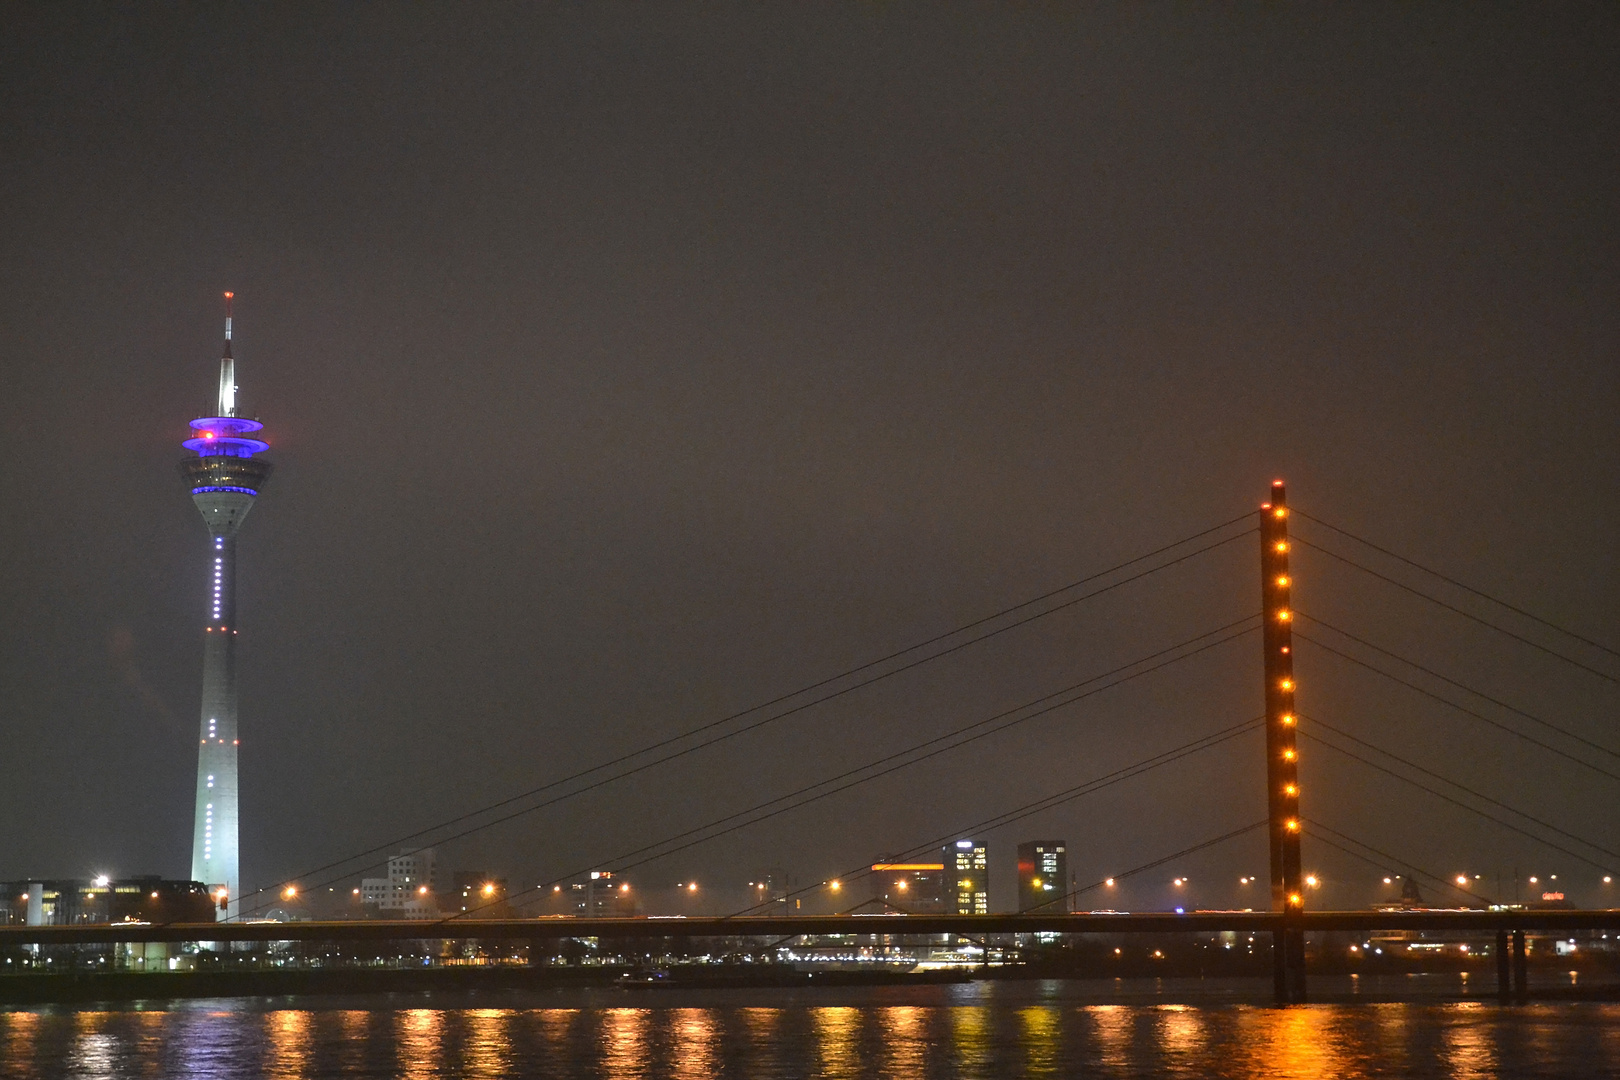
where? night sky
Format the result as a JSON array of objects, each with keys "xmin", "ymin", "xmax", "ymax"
[{"xmin": 1, "ymin": 5, "xmax": 1615, "ymax": 914}]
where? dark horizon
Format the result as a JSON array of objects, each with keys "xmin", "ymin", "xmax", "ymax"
[{"xmin": 1, "ymin": 5, "xmax": 1615, "ymax": 916}]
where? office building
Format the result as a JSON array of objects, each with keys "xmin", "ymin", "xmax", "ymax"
[
  {"xmin": 947, "ymin": 839, "xmax": 989, "ymax": 914},
  {"xmin": 1017, "ymin": 840, "xmax": 1068, "ymax": 912},
  {"xmin": 568, "ymin": 871, "xmax": 637, "ymax": 917},
  {"xmin": 871, "ymin": 862, "xmax": 948, "ymax": 914}
]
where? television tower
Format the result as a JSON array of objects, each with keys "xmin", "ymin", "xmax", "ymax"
[{"xmin": 180, "ymin": 293, "xmax": 272, "ymax": 919}]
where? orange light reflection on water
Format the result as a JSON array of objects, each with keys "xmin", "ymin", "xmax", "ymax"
[
  {"xmin": 880, "ymin": 1006, "xmax": 928, "ymax": 1080},
  {"xmin": 669, "ymin": 1008, "xmax": 717, "ymax": 1080},
  {"xmin": 395, "ymin": 1010, "xmax": 442, "ymax": 1080},
  {"xmin": 1156, "ymin": 1002, "xmax": 1206, "ymax": 1065},
  {"xmin": 462, "ymin": 1008, "xmax": 511, "ymax": 1080},
  {"xmin": 264, "ymin": 1010, "xmax": 311, "ymax": 1080},
  {"xmin": 601, "ymin": 1008, "xmax": 648, "ymax": 1078},
  {"xmin": 2, "ymin": 1012, "xmax": 41, "ymax": 1077},
  {"xmin": 1087, "ymin": 1004, "xmax": 1132, "ymax": 1070},
  {"xmin": 1440, "ymin": 1003, "xmax": 1496, "ymax": 1080},
  {"xmin": 813, "ymin": 1006, "xmax": 862, "ymax": 1078}
]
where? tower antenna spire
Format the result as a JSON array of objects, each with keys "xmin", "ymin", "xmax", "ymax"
[{"xmin": 218, "ymin": 291, "xmax": 237, "ymax": 417}]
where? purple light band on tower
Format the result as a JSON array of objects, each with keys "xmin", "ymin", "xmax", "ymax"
[
  {"xmin": 183, "ymin": 435, "xmax": 270, "ymax": 457},
  {"xmin": 185, "ymin": 417, "xmax": 269, "ymax": 458},
  {"xmin": 189, "ymin": 416, "xmax": 264, "ymax": 435},
  {"xmin": 191, "ymin": 485, "xmax": 261, "ymax": 496}
]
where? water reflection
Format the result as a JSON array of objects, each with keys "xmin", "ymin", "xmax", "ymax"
[
  {"xmin": 1440, "ymin": 1003, "xmax": 1496, "ymax": 1079},
  {"xmin": 1155, "ymin": 1002, "xmax": 1206, "ymax": 1065},
  {"xmin": 949, "ymin": 1007, "xmax": 991, "ymax": 1077},
  {"xmin": 1018, "ymin": 1005, "xmax": 1060, "ymax": 1077},
  {"xmin": 742, "ymin": 1008, "xmax": 785, "ymax": 1076},
  {"xmin": 264, "ymin": 1009, "xmax": 312, "ymax": 1080},
  {"xmin": 132, "ymin": 1010, "xmax": 167, "ymax": 1080},
  {"xmin": 8, "ymin": 987, "xmax": 1620, "ymax": 1079},
  {"xmin": 333, "ymin": 1010, "xmax": 373, "ymax": 1075},
  {"xmin": 1248, "ymin": 1005, "xmax": 1337, "ymax": 1080},
  {"xmin": 1087, "ymin": 1004, "xmax": 1133, "ymax": 1071},
  {"xmin": 2, "ymin": 1011, "xmax": 41, "ymax": 1077},
  {"xmin": 601, "ymin": 1008, "xmax": 649, "ymax": 1078},
  {"xmin": 880, "ymin": 1006, "xmax": 928, "ymax": 1080},
  {"xmin": 395, "ymin": 1009, "xmax": 443, "ymax": 1080},
  {"xmin": 461, "ymin": 1008, "xmax": 511, "ymax": 1079},
  {"xmin": 668, "ymin": 1008, "xmax": 717, "ymax": 1080},
  {"xmin": 813, "ymin": 1006, "xmax": 862, "ymax": 1079},
  {"xmin": 66, "ymin": 1013, "xmax": 117, "ymax": 1080}
]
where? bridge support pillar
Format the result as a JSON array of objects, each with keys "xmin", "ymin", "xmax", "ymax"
[
  {"xmin": 1512, "ymin": 929, "xmax": 1528, "ymax": 1002},
  {"xmin": 1261, "ymin": 480, "xmax": 1306, "ymax": 1004},
  {"xmin": 1496, "ymin": 930, "xmax": 1511, "ymax": 1002}
]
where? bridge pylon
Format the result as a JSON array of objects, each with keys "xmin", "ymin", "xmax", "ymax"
[{"xmin": 1261, "ymin": 479, "xmax": 1307, "ymax": 1003}]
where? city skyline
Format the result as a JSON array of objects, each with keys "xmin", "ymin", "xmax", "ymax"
[{"xmin": 0, "ymin": 5, "xmax": 1614, "ymax": 919}]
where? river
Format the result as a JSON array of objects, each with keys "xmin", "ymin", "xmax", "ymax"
[{"xmin": 3, "ymin": 978, "xmax": 1618, "ymax": 1078}]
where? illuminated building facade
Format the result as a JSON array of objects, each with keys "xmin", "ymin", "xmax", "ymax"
[
  {"xmin": 359, "ymin": 848, "xmax": 441, "ymax": 919},
  {"xmin": 947, "ymin": 839, "xmax": 989, "ymax": 914},
  {"xmin": 1016, "ymin": 840, "xmax": 1067, "ymax": 912},
  {"xmin": 569, "ymin": 871, "xmax": 637, "ymax": 917},
  {"xmin": 2, "ymin": 878, "xmax": 215, "ymax": 926},
  {"xmin": 871, "ymin": 862, "xmax": 947, "ymax": 913},
  {"xmin": 181, "ymin": 294, "xmax": 272, "ymax": 920}
]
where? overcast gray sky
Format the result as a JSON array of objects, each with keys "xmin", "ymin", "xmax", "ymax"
[{"xmin": 1, "ymin": 4, "xmax": 1615, "ymax": 913}]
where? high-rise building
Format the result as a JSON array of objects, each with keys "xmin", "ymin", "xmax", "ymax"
[
  {"xmin": 870, "ymin": 862, "xmax": 948, "ymax": 913},
  {"xmin": 946, "ymin": 839, "xmax": 989, "ymax": 914},
  {"xmin": 1016, "ymin": 840, "xmax": 1068, "ymax": 912},
  {"xmin": 181, "ymin": 294, "xmax": 272, "ymax": 920},
  {"xmin": 568, "ymin": 871, "xmax": 637, "ymax": 917}
]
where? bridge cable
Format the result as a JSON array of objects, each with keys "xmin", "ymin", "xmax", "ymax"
[
  {"xmin": 1300, "ymin": 713, "xmax": 1620, "ymax": 864},
  {"xmin": 1293, "ymin": 631, "xmax": 1620, "ymax": 785},
  {"xmin": 1293, "ymin": 537, "xmax": 1617, "ymax": 683},
  {"xmin": 726, "ymin": 716, "xmax": 1266, "ymax": 919},
  {"xmin": 233, "ymin": 514, "xmax": 1256, "ymax": 916},
  {"xmin": 1295, "ymin": 613, "xmax": 1620, "ymax": 761},
  {"xmin": 1301, "ymin": 820, "xmax": 1495, "ymax": 906},
  {"xmin": 459, "ymin": 629, "xmax": 1260, "ymax": 923},
  {"xmin": 1293, "ymin": 509, "xmax": 1620, "ymax": 662},
  {"xmin": 1057, "ymin": 821, "xmax": 1269, "ymax": 912},
  {"xmin": 1298, "ymin": 729, "xmax": 1617, "ymax": 873}
]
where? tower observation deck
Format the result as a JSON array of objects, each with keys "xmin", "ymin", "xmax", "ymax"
[{"xmin": 180, "ymin": 293, "xmax": 271, "ymax": 920}]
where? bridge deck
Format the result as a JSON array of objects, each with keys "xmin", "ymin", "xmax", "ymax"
[{"xmin": 5, "ymin": 910, "xmax": 1619, "ymax": 945}]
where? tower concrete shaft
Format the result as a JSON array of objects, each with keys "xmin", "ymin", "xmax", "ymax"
[{"xmin": 181, "ymin": 297, "xmax": 271, "ymax": 921}]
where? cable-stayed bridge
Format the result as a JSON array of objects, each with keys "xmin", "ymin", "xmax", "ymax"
[{"xmin": 8, "ymin": 481, "xmax": 1618, "ymax": 1005}]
